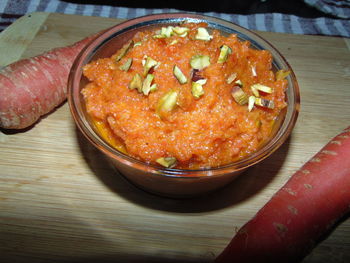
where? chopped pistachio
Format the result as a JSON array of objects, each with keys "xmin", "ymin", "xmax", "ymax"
[
  {"xmin": 276, "ymin": 69, "xmax": 291, "ymax": 80},
  {"xmin": 235, "ymin": 79, "xmax": 243, "ymax": 87},
  {"xmin": 142, "ymin": 74, "xmax": 155, "ymax": 95},
  {"xmin": 195, "ymin": 78, "xmax": 207, "ymax": 85},
  {"xmin": 115, "ymin": 40, "xmax": 134, "ymax": 62},
  {"xmin": 119, "ymin": 58, "xmax": 133, "ymax": 71},
  {"xmin": 157, "ymin": 90, "xmax": 178, "ymax": 117},
  {"xmin": 250, "ymin": 85, "xmax": 260, "ymax": 97},
  {"xmin": 248, "ymin": 96, "xmax": 256, "ymax": 112},
  {"xmin": 217, "ymin": 45, "xmax": 232, "ymax": 63},
  {"xmin": 231, "ymin": 86, "xmax": 249, "ymax": 105},
  {"xmin": 169, "ymin": 39, "xmax": 179, "ymax": 45},
  {"xmin": 143, "ymin": 56, "xmax": 158, "ymax": 76},
  {"xmin": 133, "ymin": 41, "xmax": 142, "ymax": 47},
  {"xmin": 173, "ymin": 26, "xmax": 189, "ymax": 36},
  {"xmin": 129, "ymin": 73, "xmax": 143, "ymax": 92},
  {"xmin": 195, "ymin": 27, "xmax": 213, "ymax": 41},
  {"xmin": 251, "ymin": 84, "xmax": 273, "ymax": 94},
  {"xmin": 161, "ymin": 26, "xmax": 174, "ymax": 37},
  {"xmin": 191, "ymin": 81, "xmax": 205, "ymax": 99},
  {"xmin": 173, "ymin": 65, "xmax": 188, "ymax": 84},
  {"xmin": 255, "ymin": 97, "xmax": 275, "ymax": 109},
  {"xmin": 153, "ymin": 26, "xmax": 174, "ymax": 38},
  {"xmin": 149, "ymin": 83, "xmax": 157, "ymax": 92},
  {"xmin": 226, "ymin": 72, "xmax": 237, "ymax": 84},
  {"xmin": 156, "ymin": 157, "xmax": 177, "ymax": 168},
  {"xmin": 190, "ymin": 55, "xmax": 210, "ymax": 70}
]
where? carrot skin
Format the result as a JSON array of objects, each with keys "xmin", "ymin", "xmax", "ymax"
[
  {"xmin": 216, "ymin": 127, "xmax": 350, "ymax": 263},
  {"xmin": 0, "ymin": 35, "xmax": 96, "ymax": 129}
]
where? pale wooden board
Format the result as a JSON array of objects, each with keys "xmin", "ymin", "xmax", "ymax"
[{"xmin": 1, "ymin": 12, "xmax": 350, "ymax": 263}]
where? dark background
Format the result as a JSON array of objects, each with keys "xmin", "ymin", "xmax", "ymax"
[{"xmin": 67, "ymin": 0, "xmax": 332, "ymax": 18}]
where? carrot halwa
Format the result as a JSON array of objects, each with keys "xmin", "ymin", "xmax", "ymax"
[{"xmin": 82, "ymin": 23, "xmax": 288, "ymax": 169}]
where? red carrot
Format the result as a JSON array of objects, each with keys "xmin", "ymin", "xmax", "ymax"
[
  {"xmin": 0, "ymin": 34, "xmax": 97, "ymax": 129},
  {"xmin": 216, "ymin": 126, "xmax": 350, "ymax": 263}
]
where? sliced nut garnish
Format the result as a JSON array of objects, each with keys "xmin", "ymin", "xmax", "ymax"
[
  {"xmin": 226, "ymin": 72, "xmax": 237, "ymax": 84},
  {"xmin": 248, "ymin": 96, "xmax": 256, "ymax": 111},
  {"xmin": 195, "ymin": 27, "xmax": 213, "ymax": 41},
  {"xmin": 235, "ymin": 79, "xmax": 243, "ymax": 87},
  {"xmin": 251, "ymin": 65, "xmax": 257, "ymax": 77},
  {"xmin": 251, "ymin": 84, "xmax": 273, "ymax": 95},
  {"xmin": 143, "ymin": 56, "xmax": 158, "ymax": 76},
  {"xmin": 129, "ymin": 73, "xmax": 143, "ymax": 92},
  {"xmin": 191, "ymin": 80, "xmax": 206, "ymax": 99},
  {"xmin": 115, "ymin": 40, "xmax": 134, "ymax": 62},
  {"xmin": 217, "ymin": 45, "xmax": 232, "ymax": 63},
  {"xmin": 173, "ymin": 65, "xmax": 188, "ymax": 84},
  {"xmin": 231, "ymin": 86, "xmax": 249, "ymax": 105},
  {"xmin": 153, "ymin": 26, "xmax": 174, "ymax": 38},
  {"xmin": 255, "ymin": 97, "xmax": 275, "ymax": 109},
  {"xmin": 276, "ymin": 69, "xmax": 291, "ymax": 80},
  {"xmin": 156, "ymin": 157, "xmax": 177, "ymax": 168},
  {"xmin": 173, "ymin": 26, "xmax": 189, "ymax": 37},
  {"xmin": 190, "ymin": 55, "xmax": 210, "ymax": 70},
  {"xmin": 119, "ymin": 58, "xmax": 133, "ymax": 71},
  {"xmin": 169, "ymin": 39, "xmax": 178, "ymax": 45},
  {"xmin": 133, "ymin": 41, "xmax": 142, "ymax": 47},
  {"xmin": 142, "ymin": 74, "xmax": 155, "ymax": 95},
  {"xmin": 156, "ymin": 90, "xmax": 178, "ymax": 117}
]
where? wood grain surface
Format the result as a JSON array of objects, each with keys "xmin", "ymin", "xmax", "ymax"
[{"xmin": 1, "ymin": 12, "xmax": 350, "ymax": 263}]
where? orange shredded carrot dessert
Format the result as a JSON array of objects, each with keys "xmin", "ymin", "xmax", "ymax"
[{"xmin": 82, "ymin": 23, "xmax": 288, "ymax": 169}]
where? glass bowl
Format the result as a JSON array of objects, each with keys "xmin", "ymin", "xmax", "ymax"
[{"xmin": 68, "ymin": 13, "xmax": 300, "ymax": 198}]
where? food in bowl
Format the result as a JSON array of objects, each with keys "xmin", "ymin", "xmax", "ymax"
[{"xmin": 81, "ymin": 22, "xmax": 289, "ymax": 170}]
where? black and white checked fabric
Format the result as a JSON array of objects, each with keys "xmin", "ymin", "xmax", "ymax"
[{"xmin": 0, "ymin": 0, "xmax": 349, "ymax": 37}]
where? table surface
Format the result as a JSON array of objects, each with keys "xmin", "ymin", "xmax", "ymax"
[{"xmin": 1, "ymin": 12, "xmax": 350, "ymax": 263}]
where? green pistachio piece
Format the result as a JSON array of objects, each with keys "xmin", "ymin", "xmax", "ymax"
[
  {"xmin": 217, "ymin": 45, "xmax": 232, "ymax": 63},
  {"xmin": 129, "ymin": 73, "xmax": 143, "ymax": 92},
  {"xmin": 143, "ymin": 56, "xmax": 158, "ymax": 76},
  {"xmin": 142, "ymin": 74, "xmax": 155, "ymax": 95},
  {"xmin": 173, "ymin": 65, "xmax": 188, "ymax": 84},
  {"xmin": 115, "ymin": 40, "xmax": 134, "ymax": 62},
  {"xmin": 231, "ymin": 86, "xmax": 249, "ymax": 105},
  {"xmin": 195, "ymin": 27, "xmax": 213, "ymax": 41},
  {"xmin": 248, "ymin": 96, "xmax": 256, "ymax": 112},
  {"xmin": 251, "ymin": 84, "xmax": 273, "ymax": 94},
  {"xmin": 133, "ymin": 41, "xmax": 142, "ymax": 47},
  {"xmin": 190, "ymin": 55, "xmax": 210, "ymax": 70},
  {"xmin": 119, "ymin": 58, "xmax": 133, "ymax": 71},
  {"xmin": 235, "ymin": 79, "xmax": 243, "ymax": 87},
  {"xmin": 173, "ymin": 26, "xmax": 189, "ymax": 35},
  {"xmin": 156, "ymin": 157, "xmax": 177, "ymax": 168},
  {"xmin": 226, "ymin": 72, "xmax": 237, "ymax": 84},
  {"xmin": 156, "ymin": 90, "xmax": 178, "ymax": 117},
  {"xmin": 255, "ymin": 97, "xmax": 275, "ymax": 109},
  {"xmin": 191, "ymin": 81, "xmax": 205, "ymax": 99}
]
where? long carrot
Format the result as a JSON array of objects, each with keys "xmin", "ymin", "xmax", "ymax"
[
  {"xmin": 216, "ymin": 126, "xmax": 350, "ymax": 263},
  {"xmin": 0, "ymin": 34, "xmax": 97, "ymax": 129}
]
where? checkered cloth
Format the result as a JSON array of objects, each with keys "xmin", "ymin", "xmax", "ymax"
[{"xmin": 0, "ymin": 0, "xmax": 349, "ymax": 37}]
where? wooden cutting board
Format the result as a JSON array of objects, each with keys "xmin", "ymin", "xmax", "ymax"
[{"xmin": 1, "ymin": 12, "xmax": 350, "ymax": 263}]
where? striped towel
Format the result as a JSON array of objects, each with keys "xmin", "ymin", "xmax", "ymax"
[{"xmin": 0, "ymin": 0, "xmax": 349, "ymax": 37}]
